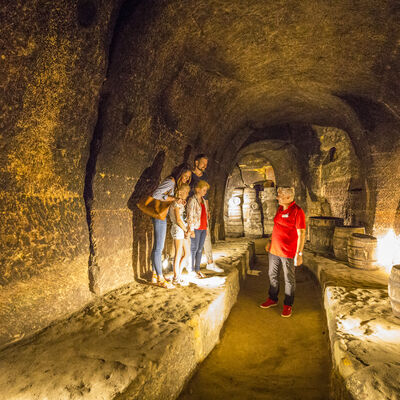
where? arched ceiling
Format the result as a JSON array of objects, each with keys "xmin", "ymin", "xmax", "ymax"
[{"xmin": 106, "ymin": 0, "xmax": 399, "ymax": 172}]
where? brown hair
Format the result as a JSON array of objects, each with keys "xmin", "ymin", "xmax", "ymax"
[{"xmin": 169, "ymin": 163, "xmax": 192, "ymax": 186}]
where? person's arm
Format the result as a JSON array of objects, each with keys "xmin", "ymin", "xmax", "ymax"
[
  {"xmin": 294, "ymin": 229, "xmax": 306, "ymax": 266},
  {"xmin": 152, "ymin": 178, "xmax": 175, "ymax": 201},
  {"xmin": 205, "ymin": 199, "xmax": 211, "ymax": 219},
  {"xmin": 174, "ymin": 206, "xmax": 187, "ymax": 232},
  {"xmin": 186, "ymin": 198, "xmax": 195, "ymax": 232},
  {"xmin": 265, "ymin": 238, "xmax": 271, "ymax": 253}
]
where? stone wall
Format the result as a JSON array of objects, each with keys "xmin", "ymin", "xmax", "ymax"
[
  {"xmin": 0, "ymin": 0, "xmax": 120, "ymax": 285},
  {"xmin": 1, "ymin": 0, "xmax": 399, "ymax": 345},
  {"xmin": 304, "ymin": 126, "xmax": 363, "ymax": 225},
  {"xmin": 0, "ymin": 0, "xmax": 122, "ymax": 345}
]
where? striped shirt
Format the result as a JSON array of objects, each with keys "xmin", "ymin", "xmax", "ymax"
[{"xmin": 152, "ymin": 178, "xmax": 175, "ymax": 200}]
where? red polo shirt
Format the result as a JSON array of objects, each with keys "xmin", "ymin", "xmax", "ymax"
[{"xmin": 270, "ymin": 201, "xmax": 306, "ymax": 259}]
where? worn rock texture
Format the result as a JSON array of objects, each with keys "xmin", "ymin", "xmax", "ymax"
[
  {"xmin": 304, "ymin": 250, "xmax": 400, "ymax": 400},
  {"xmin": 0, "ymin": 0, "xmax": 121, "ymax": 344},
  {"xmin": 0, "ymin": 240, "xmax": 254, "ymax": 400},
  {"xmin": 1, "ymin": 0, "xmax": 400, "ymax": 345}
]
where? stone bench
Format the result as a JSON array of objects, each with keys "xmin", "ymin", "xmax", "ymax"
[
  {"xmin": 304, "ymin": 250, "xmax": 400, "ymax": 400},
  {"xmin": 0, "ymin": 239, "xmax": 254, "ymax": 400}
]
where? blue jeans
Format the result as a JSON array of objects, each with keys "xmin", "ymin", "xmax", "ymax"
[
  {"xmin": 151, "ymin": 218, "xmax": 167, "ymax": 275},
  {"xmin": 191, "ymin": 229, "xmax": 207, "ymax": 271},
  {"xmin": 268, "ymin": 253, "xmax": 296, "ymax": 306}
]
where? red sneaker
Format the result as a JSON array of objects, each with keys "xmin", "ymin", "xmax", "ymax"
[
  {"xmin": 259, "ymin": 298, "xmax": 278, "ymax": 309},
  {"xmin": 281, "ymin": 305, "xmax": 292, "ymax": 317}
]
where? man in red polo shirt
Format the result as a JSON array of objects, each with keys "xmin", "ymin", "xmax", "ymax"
[{"xmin": 260, "ymin": 187, "xmax": 306, "ymax": 317}]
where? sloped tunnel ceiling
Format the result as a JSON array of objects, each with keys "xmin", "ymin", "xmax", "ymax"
[{"xmin": 1, "ymin": 0, "xmax": 400, "ymax": 344}]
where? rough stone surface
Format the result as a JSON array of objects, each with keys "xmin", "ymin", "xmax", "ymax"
[
  {"xmin": 0, "ymin": 0, "xmax": 120, "ymax": 284},
  {"xmin": 0, "ymin": 240, "xmax": 254, "ymax": 400},
  {"xmin": 1, "ymin": 0, "xmax": 400, "ymax": 356},
  {"xmin": 304, "ymin": 250, "xmax": 400, "ymax": 400}
]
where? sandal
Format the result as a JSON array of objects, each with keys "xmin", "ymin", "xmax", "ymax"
[
  {"xmin": 196, "ymin": 271, "xmax": 206, "ymax": 279},
  {"xmin": 157, "ymin": 279, "xmax": 175, "ymax": 289},
  {"xmin": 172, "ymin": 277, "xmax": 179, "ymax": 285},
  {"xmin": 151, "ymin": 273, "xmax": 158, "ymax": 284},
  {"xmin": 172, "ymin": 275, "xmax": 185, "ymax": 285}
]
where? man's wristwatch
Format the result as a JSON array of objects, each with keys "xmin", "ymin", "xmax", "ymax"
[{"xmin": 297, "ymin": 252, "xmax": 303, "ymax": 256}]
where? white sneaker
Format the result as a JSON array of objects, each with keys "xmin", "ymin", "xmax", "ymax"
[{"xmin": 206, "ymin": 263, "xmax": 224, "ymax": 273}]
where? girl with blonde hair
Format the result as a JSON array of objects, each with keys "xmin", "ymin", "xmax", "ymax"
[
  {"xmin": 187, "ymin": 180, "xmax": 210, "ymax": 278},
  {"xmin": 169, "ymin": 183, "xmax": 191, "ymax": 284}
]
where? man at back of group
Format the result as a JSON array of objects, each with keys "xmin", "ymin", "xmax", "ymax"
[
  {"xmin": 189, "ymin": 154, "xmax": 223, "ymax": 273},
  {"xmin": 260, "ymin": 186, "xmax": 306, "ymax": 318}
]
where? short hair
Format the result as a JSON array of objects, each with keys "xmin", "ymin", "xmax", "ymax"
[
  {"xmin": 194, "ymin": 153, "xmax": 208, "ymax": 163},
  {"xmin": 196, "ymin": 180, "xmax": 210, "ymax": 190},
  {"xmin": 277, "ymin": 186, "xmax": 295, "ymax": 199}
]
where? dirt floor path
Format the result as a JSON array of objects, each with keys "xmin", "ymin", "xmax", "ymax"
[{"xmin": 179, "ymin": 240, "xmax": 331, "ymax": 400}]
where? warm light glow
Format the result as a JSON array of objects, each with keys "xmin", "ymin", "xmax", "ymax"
[
  {"xmin": 376, "ymin": 229, "xmax": 400, "ymax": 274},
  {"xmin": 338, "ymin": 317, "xmax": 400, "ymax": 343},
  {"xmin": 201, "ymin": 251, "xmax": 229, "ymax": 265},
  {"xmin": 162, "ymin": 258, "xmax": 169, "ymax": 269},
  {"xmin": 339, "ymin": 317, "xmax": 363, "ymax": 336},
  {"xmin": 212, "ymin": 251, "xmax": 229, "ymax": 259},
  {"xmin": 195, "ymin": 276, "xmax": 227, "ymax": 289},
  {"xmin": 372, "ymin": 323, "xmax": 400, "ymax": 343}
]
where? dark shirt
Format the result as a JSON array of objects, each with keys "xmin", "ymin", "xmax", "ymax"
[{"xmin": 189, "ymin": 170, "xmax": 209, "ymax": 199}]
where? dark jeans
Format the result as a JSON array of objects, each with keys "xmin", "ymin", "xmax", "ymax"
[
  {"xmin": 268, "ymin": 253, "xmax": 296, "ymax": 306},
  {"xmin": 191, "ymin": 229, "xmax": 207, "ymax": 271},
  {"xmin": 151, "ymin": 217, "xmax": 167, "ymax": 275}
]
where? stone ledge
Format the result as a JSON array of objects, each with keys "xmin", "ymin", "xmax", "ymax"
[
  {"xmin": 304, "ymin": 250, "xmax": 400, "ymax": 400},
  {"xmin": 0, "ymin": 239, "xmax": 254, "ymax": 400}
]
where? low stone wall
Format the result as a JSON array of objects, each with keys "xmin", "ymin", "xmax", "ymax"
[
  {"xmin": 304, "ymin": 250, "xmax": 400, "ymax": 400},
  {"xmin": 0, "ymin": 239, "xmax": 254, "ymax": 400}
]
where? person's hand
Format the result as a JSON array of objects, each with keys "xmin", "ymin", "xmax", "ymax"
[
  {"xmin": 184, "ymin": 230, "xmax": 190, "ymax": 239},
  {"xmin": 265, "ymin": 239, "xmax": 271, "ymax": 253},
  {"xmin": 177, "ymin": 198, "xmax": 186, "ymax": 205},
  {"xmin": 294, "ymin": 253, "xmax": 303, "ymax": 267},
  {"xmin": 190, "ymin": 231, "xmax": 195, "ymax": 238}
]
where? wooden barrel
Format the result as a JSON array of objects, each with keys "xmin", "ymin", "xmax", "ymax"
[
  {"xmin": 242, "ymin": 188, "xmax": 263, "ymax": 238},
  {"xmin": 259, "ymin": 188, "xmax": 277, "ymax": 235},
  {"xmin": 333, "ymin": 226, "xmax": 365, "ymax": 261},
  {"xmin": 347, "ymin": 233, "xmax": 378, "ymax": 270},
  {"xmin": 226, "ymin": 188, "xmax": 244, "ymax": 237},
  {"xmin": 309, "ymin": 217, "xmax": 344, "ymax": 254},
  {"xmin": 389, "ymin": 265, "xmax": 400, "ymax": 318}
]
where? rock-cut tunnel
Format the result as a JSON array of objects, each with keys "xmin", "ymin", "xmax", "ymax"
[{"xmin": 1, "ymin": 0, "xmax": 400, "ymax": 399}]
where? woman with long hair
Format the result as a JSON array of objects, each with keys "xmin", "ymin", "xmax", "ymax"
[{"xmin": 150, "ymin": 163, "xmax": 191, "ymax": 288}]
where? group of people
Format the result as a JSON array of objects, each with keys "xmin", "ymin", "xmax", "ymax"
[
  {"xmin": 147, "ymin": 154, "xmax": 307, "ymax": 318},
  {"xmin": 149, "ymin": 154, "xmax": 223, "ymax": 289}
]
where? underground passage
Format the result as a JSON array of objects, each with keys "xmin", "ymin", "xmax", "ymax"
[{"xmin": 1, "ymin": 0, "xmax": 400, "ymax": 399}]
